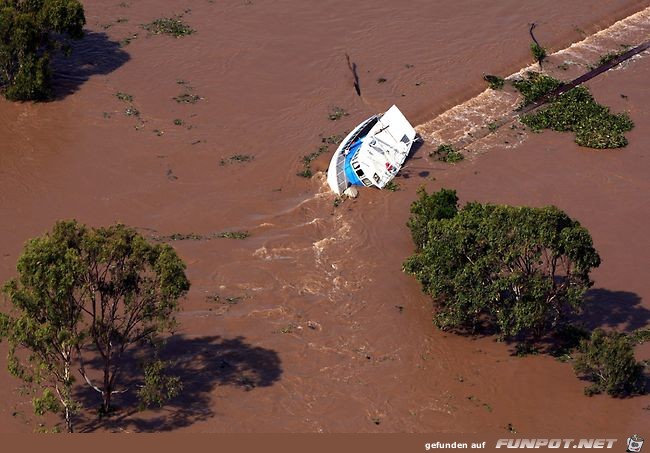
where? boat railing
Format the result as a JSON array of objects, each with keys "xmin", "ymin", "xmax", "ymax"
[{"xmin": 342, "ymin": 116, "xmax": 378, "ymax": 156}]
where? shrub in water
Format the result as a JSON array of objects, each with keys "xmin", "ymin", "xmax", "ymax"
[
  {"xmin": 574, "ymin": 329, "xmax": 645, "ymax": 397},
  {"xmin": 520, "ymin": 86, "xmax": 634, "ymax": 148}
]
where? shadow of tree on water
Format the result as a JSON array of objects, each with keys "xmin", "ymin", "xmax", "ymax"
[
  {"xmin": 578, "ymin": 288, "xmax": 649, "ymax": 331},
  {"xmin": 77, "ymin": 335, "xmax": 282, "ymax": 432},
  {"xmin": 50, "ymin": 31, "xmax": 130, "ymax": 99},
  {"xmin": 504, "ymin": 287, "xmax": 649, "ymax": 356}
]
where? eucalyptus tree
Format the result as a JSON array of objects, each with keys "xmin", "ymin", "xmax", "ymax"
[
  {"xmin": 1, "ymin": 220, "xmax": 190, "ymax": 430},
  {"xmin": 0, "ymin": 0, "xmax": 85, "ymax": 100},
  {"xmin": 404, "ymin": 188, "xmax": 601, "ymax": 338},
  {"xmin": 1, "ymin": 221, "xmax": 87, "ymax": 432}
]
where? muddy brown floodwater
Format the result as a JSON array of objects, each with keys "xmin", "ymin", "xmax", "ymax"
[{"xmin": 0, "ymin": 0, "xmax": 649, "ymax": 433}]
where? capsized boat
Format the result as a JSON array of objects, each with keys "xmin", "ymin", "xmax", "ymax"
[{"xmin": 326, "ymin": 105, "xmax": 417, "ymax": 195}]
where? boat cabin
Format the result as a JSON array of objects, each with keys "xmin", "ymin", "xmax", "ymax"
[{"xmin": 327, "ymin": 105, "xmax": 417, "ymax": 194}]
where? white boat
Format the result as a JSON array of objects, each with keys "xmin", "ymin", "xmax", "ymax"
[{"xmin": 326, "ymin": 105, "xmax": 417, "ymax": 195}]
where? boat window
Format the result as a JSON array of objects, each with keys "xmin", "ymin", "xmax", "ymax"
[
  {"xmin": 344, "ymin": 117, "xmax": 380, "ymax": 151},
  {"xmin": 373, "ymin": 173, "xmax": 380, "ymax": 183},
  {"xmin": 362, "ymin": 178, "xmax": 372, "ymax": 186},
  {"xmin": 358, "ymin": 117, "xmax": 379, "ymax": 137},
  {"xmin": 355, "ymin": 168, "xmax": 365, "ymax": 177}
]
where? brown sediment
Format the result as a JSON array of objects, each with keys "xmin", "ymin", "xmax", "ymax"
[{"xmin": 0, "ymin": 0, "xmax": 649, "ymax": 433}]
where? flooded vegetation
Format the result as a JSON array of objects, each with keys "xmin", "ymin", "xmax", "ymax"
[{"xmin": 1, "ymin": 0, "xmax": 649, "ymax": 434}]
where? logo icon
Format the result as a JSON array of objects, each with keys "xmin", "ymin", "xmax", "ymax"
[{"xmin": 627, "ymin": 435, "xmax": 644, "ymax": 453}]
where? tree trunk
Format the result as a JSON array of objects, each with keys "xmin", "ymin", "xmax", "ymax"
[
  {"xmin": 102, "ymin": 360, "xmax": 113, "ymax": 415},
  {"xmin": 102, "ymin": 391, "xmax": 111, "ymax": 415},
  {"xmin": 65, "ymin": 405, "xmax": 73, "ymax": 433},
  {"xmin": 63, "ymin": 352, "xmax": 74, "ymax": 433},
  {"xmin": 102, "ymin": 353, "xmax": 112, "ymax": 414}
]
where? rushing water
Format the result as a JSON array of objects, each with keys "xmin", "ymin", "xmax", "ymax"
[{"xmin": 0, "ymin": 0, "xmax": 649, "ymax": 432}]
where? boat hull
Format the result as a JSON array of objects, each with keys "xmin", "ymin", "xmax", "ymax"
[{"xmin": 327, "ymin": 105, "xmax": 416, "ymax": 194}]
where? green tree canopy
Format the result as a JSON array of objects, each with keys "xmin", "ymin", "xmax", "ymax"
[
  {"xmin": 406, "ymin": 186, "xmax": 458, "ymax": 250},
  {"xmin": 404, "ymin": 188, "xmax": 601, "ymax": 338},
  {"xmin": 574, "ymin": 329, "xmax": 645, "ymax": 397},
  {"xmin": 0, "ymin": 221, "xmax": 86, "ymax": 431},
  {"xmin": 76, "ymin": 222, "xmax": 190, "ymax": 414},
  {"xmin": 0, "ymin": 0, "xmax": 85, "ymax": 100},
  {"xmin": 1, "ymin": 220, "xmax": 190, "ymax": 430}
]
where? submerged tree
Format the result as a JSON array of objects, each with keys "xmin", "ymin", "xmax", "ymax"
[
  {"xmin": 76, "ymin": 223, "xmax": 190, "ymax": 414},
  {"xmin": 0, "ymin": 221, "xmax": 86, "ymax": 432},
  {"xmin": 0, "ymin": 0, "xmax": 86, "ymax": 100},
  {"xmin": 406, "ymin": 186, "xmax": 458, "ymax": 251},
  {"xmin": 520, "ymin": 86, "xmax": 634, "ymax": 149},
  {"xmin": 574, "ymin": 329, "xmax": 645, "ymax": 397},
  {"xmin": 1, "ymin": 220, "xmax": 190, "ymax": 429},
  {"xmin": 404, "ymin": 188, "xmax": 601, "ymax": 338}
]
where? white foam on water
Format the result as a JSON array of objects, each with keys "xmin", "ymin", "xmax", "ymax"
[{"xmin": 416, "ymin": 6, "xmax": 650, "ymax": 153}]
